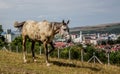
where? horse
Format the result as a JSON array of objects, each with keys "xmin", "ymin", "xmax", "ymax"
[{"xmin": 14, "ymin": 20, "xmax": 71, "ymax": 66}]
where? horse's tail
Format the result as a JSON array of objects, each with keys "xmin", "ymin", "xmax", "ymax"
[{"xmin": 14, "ymin": 21, "xmax": 26, "ymax": 28}]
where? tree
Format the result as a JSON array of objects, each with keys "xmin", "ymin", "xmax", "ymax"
[
  {"xmin": 0, "ymin": 36, "xmax": 6, "ymax": 47},
  {"xmin": 0, "ymin": 25, "xmax": 3, "ymax": 34},
  {"xmin": 116, "ymin": 37, "xmax": 120, "ymax": 44},
  {"xmin": 10, "ymin": 36, "xmax": 42, "ymax": 53},
  {"xmin": 11, "ymin": 36, "xmax": 22, "ymax": 46}
]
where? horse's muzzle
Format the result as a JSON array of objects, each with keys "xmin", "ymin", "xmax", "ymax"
[
  {"xmin": 66, "ymin": 38, "xmax": 71, "ymax": 43},
  {"xmin": 65, "ymin": 35, "xmax": 71, "ymax": 43}
]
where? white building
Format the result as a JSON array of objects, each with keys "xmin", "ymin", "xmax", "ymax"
[
  {"xmin": 108, "ymin": 34, "xmax": 117, "ymax": 40},
  {"xmin": 1, "ymin": 30, "xmax": 21, "ymax": 43},
  {"xmin": 90, "ymin": 39, "xmax": 97, "ymax": 45},
  {"xmin": 72, "ymin": 31, "xmax": 83, "ymax": 43}
]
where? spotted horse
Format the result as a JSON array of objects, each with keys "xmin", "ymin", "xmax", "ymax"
[{"xmin": 14, "ymin": 20, "xmax": 71, "ymax": 66}]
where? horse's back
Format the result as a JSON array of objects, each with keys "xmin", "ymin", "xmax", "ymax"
[
  {"xmin": 22, "ymin": 20, "xmax": 53, "ymax": 41},
  {"xmin": 22, "ymin": 20, "xmax": 49, "ymax": 32},
  {"xmin": 22, "ymin": 20, "xmax": 37, "ymax": 35}
]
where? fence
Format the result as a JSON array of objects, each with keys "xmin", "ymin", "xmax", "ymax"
[{"xmin": 0, "ymin": 45, "xmax": 115, "ymax": 66}]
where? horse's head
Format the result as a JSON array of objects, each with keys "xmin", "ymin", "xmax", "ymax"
[{"xmin": 59, "ymin": 20, "xmax": 71, "ymax": 43}]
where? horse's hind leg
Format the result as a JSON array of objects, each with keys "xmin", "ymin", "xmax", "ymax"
[
  {"xmin": 48, "ymin": 42, "xmax": 55, "ymax": 54},
  {"xmin": 43, "ymin": 42, "xmax": 50, "ymax": 66},
  {"xmin": 31, "ymin": 41, "xmax": 36, "ymax": 62},
  {"xmin": 22, "ymin": 35, "xmax": 27, "ymax": 63}
]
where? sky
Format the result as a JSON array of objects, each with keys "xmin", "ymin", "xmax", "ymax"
[{"xmin": 0, "ymin": 0, "xmax": 120, "ymax": 31}]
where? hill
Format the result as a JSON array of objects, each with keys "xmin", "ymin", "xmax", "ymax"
[
  {"xmin": 0, "ymin": 50, "xmax": 120, "ymax": 74},
  {"xmin": 70, "ymin": 22, "xmax": 120, "ymax": 34}
]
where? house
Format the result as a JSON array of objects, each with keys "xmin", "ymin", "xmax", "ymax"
[{"xmin": 82, "ymin": 34, "xmax": 97, "ymax": 45}]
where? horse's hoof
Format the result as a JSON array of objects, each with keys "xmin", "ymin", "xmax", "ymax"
[
  {"xmin": 47, "ymin": 63, "xmax": 50, "ymax": 66},
  {"xmin": 34, "ymin": 59, "xmax": 37, "ymax": 62},
  {"xmin": 24, "ymin": 60, "xmax": 27, "ymax": 63}
]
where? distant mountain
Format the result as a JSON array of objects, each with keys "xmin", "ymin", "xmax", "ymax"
[{"xmin": 70, "ymin": 23, "xmax": 120, "ymax": 34}]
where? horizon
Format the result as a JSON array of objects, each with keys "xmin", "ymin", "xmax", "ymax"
[{"xmin": 0, "ymin": 0, "xmax": 120, "ymax": 30}]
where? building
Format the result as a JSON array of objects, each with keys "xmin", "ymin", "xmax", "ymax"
[
  {"xmin": 72, "ymin": 31, "xmax": 83, "ymax": 43},
  {"xmin": 83, "ymin": 35, "xmax": 97, "ymax": 45},
  {"xmin": 1, "ymin": 29, "xmax": 21, "ymax": 43}
]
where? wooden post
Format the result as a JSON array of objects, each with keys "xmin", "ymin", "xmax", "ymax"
[
  {"xmin": 88, "ymin": 52, "xmax": 103, "ymax": 64},
  {"xmin": 93, "ymin": 52, "xmax": 95, "ymax": 64},
  {"xmin": 69, "ymin": 47, "xmax": 71, "ymax": 60},
  {"xmin": 40, "ymin": 46, "xmax": 42, "ymax": 55},
  {"xmin": 16, "ymin": 46, "xmax": 18, "ymax": 53},
  {"xmin": 108, "ymin": 52, "xmax": 110, "ymax": 66},
  {"xmin": 58, "ymin": 49, "xmax": 60, "ymax": 59},
  {"xmin": 9, "ymin": 45, "xmax": 11, "ymax": 52}
]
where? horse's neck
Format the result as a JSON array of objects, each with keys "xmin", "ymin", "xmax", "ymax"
[{"xmin": 52, "ymin": 22, "xmax": 62, "ymax": 35}]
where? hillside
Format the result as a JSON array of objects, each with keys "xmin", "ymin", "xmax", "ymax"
[
  {"xmin": 0, "ymin": 50, "xmax": 120, "ymax": 74},
  {"xmin": 70, "ymin": 22, "xmax": 120, "ymax": 34}
]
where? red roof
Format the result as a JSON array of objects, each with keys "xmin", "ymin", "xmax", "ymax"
[{"xmin": 54, "ymin": 42, "xmax": 74, "ymax": 48}]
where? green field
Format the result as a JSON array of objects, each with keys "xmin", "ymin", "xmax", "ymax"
[{"xmin": 0, "ymin": 50, "xmax": 120, "ymax": 74}]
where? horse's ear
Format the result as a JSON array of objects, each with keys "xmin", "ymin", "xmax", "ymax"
[
  {"xmin": 62, "ymin": 20, "xmax": 65, "ymax": 24},
  {"xmin": 67, "ymin": 20, "xmax": 70, "ymax": 24}
]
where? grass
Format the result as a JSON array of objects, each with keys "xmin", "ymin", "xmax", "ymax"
[{"xmin": 0, "ymin": 50, "xmax": 120, "ymax": 74}]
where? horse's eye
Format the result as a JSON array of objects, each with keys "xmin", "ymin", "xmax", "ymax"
[{"xmin": 63, "ymin": 29, "xmax": 67, "ymax": 31}]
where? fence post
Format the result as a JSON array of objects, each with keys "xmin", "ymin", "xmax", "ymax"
[
  {"xmin": 16, "ymin": 46, "xmax": 18, "ymax": 53},
  {"xmin": 9, "ymin": 44, "xmax": 11, "ymax": 52},
  {"xmin": 58, "ymin": 48, "xmax": 60, "ymax": 59},
  {"xmin": 40, "ymin": 46, "xmax": 42, "ymax": 55},
  {"xmin": 108, "ymin": 52, "xmax": 110, "ymax": 66},
  {"xmin": 69, "ymin": 47, "xmax": 71, "ymax": 60},
  {"xmin": 93, "ymin": 52, "xmax": 95, "ymax": 64},
  {"xmin": 87, "ymin": 52, "xmax": 103, "ymax": 64}
]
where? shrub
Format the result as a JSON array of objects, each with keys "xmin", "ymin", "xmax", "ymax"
[
  {"xmin": 9, "ymin": 36, "xmax": 120, "ymax": 65},
  {"xmin": 110, "ymin": 51, "xmax": 120, "ymax": 65}
]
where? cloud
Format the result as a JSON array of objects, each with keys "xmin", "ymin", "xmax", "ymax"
[
  {"xmin": 0, "ymin": 0, "xmax": 120, "ymax": 30},
  {"xmin": 0, "ymin": 0, "xmax": 113, "ymax": 15},
  {"xmin": 0, "ymin": 1, "xmax": 12, "ymax": 9}
]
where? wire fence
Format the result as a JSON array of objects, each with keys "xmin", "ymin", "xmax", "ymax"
[{"xmin": 0, "ymin": 45, "xmax": 112, "ymax": 66}]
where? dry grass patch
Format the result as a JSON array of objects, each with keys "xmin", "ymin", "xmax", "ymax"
[{"xmin": 0, "ymin": 50, "xmax": 120, "ymax": 74}]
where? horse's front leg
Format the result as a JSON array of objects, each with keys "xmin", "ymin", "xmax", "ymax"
[
  {"xmin": 43, "ymin": 42, "xmax": 50, "ymax": 66},
  {"xmin": 22, "ymin": 36, "xmax": 27, "ymax": 63},
  {"xmin": 31, "ymin": 41, "xmax": 36, "ymax": 62},
  {"xmin": 48, "ymin": 42, "xmax": 55, "ymax": 54}
]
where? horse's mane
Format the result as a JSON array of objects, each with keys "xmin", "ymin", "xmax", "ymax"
[
  {"xmin": 53, "ymin": 22, "xmax": 62, "ymax": 29},
  {"xmin": 14, "ymin": 21, "xmax": 26, "ymax": 28}
]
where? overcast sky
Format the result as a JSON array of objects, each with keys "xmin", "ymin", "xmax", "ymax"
[{"xmin": 0, "ymin": 0, "xmax": 120, "ymax": 30}]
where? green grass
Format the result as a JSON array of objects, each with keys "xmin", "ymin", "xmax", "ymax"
[{"xmin": 0, "ymin": 50, "xmax": 120, "ymax": 74}]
